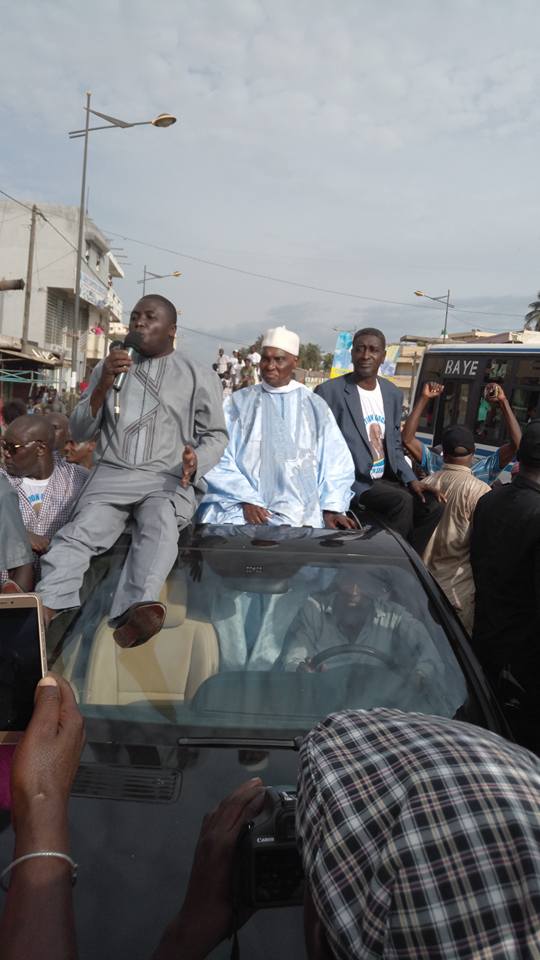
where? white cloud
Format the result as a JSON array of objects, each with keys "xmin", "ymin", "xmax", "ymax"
[{"xmin": 1, "ymin": 0, "xmax": 539, "ymax": 361}]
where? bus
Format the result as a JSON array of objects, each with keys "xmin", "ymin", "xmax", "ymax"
[{"xmin": 413, "ymin": 340, "xmax": 540, "ymax": 465}]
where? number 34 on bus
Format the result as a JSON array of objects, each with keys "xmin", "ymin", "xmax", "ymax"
[{"xmin": 412, "ymin": 340, "xmax": 540, "ymax": 467}]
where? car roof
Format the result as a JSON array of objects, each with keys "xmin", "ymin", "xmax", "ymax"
[{"xmin": 185, "ymin": 519, "xmax": 409, "ymax": 561}]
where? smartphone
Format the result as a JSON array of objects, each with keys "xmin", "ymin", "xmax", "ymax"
[
  {"xmin": 484, "ymin": 383, "xmax": 500, "ymax": 401},
  {"xmin": 0, "ymin": 594, "xmax": 47, "ymax": 742}
]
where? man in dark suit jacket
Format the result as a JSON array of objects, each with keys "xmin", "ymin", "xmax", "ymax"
[{"xmin": 315, "ymin": 327, "xmax": 443, "ymax": 552}]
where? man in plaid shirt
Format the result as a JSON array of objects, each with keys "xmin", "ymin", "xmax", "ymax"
[
  {"xmin": 297, "ymin": 709, "xmax": 540, "ymax": 959},
  {"xmin": 0, "ymin": 415, "xmax": 87, "ymax": 585},
  {"xmin": 151, "ymin": 709, "xmax": 540, "ymax": 957}
]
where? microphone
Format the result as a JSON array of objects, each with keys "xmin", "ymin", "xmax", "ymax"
[
  {"xmin": 111, "ymin": 331, "xmax": 143, "ymax": 419},
  {"xmin": 112, "ymin": 331, "xmax": 143, "ymax": 393}
]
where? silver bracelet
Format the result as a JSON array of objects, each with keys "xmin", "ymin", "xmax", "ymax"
[{"xmin": 0, "ymin": 852, "xmax": 78, "ymax": 891}]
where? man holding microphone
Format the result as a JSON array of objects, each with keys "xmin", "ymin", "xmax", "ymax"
[{"xmin": 36, "ymin": 295, "xmax": 227, "ymax": 647}]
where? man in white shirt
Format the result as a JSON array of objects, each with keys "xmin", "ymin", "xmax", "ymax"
[
  {"xmin": 316, "ymin": 328, "xmax": 443, "ymax": 552},
  {"xmin": 215, "ymin": 348, "xmax": 231, "ymax": 376},
  {"xmin": 247, "ymin": 345, "xmax": 261, "ymax": 383},
  {"xmin": 247, "ymin": 345, "xmax": 261, "ymax": 366},
  {"xmin": 230, "ymin": 350, "xmax": 244, "ymax": 388}
]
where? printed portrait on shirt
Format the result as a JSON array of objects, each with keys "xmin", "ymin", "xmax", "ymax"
[
  {"xmin": 369, "ymin": 421, "xmax": 384, "ymax": 462},
  {"xmin": 364, "ymin": 413, "xmax": 385, "ymax": 479}
]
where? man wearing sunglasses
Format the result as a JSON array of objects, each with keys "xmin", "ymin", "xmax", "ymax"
[{"xmin": 0, "ymin": 415, "xmax": 87, "ymax": 587}]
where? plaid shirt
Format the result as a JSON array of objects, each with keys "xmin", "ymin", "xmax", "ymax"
[
  {"xmin": 0, "ymin": 458, "xmax": 88, "ymax": 582},
  {"xmin": 297, "ymin": 709, "xmax": 540, "ymax": 959}
]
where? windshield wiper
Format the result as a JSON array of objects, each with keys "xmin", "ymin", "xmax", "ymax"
[{"xmin": 177, "ymin": 734, "xmax": 303, "ymax": 750}]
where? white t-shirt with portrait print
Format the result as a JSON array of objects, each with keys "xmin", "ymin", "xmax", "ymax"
[
  {"xmin": 357, "ymin": 382, "xmax": 386, "ymax": 480},
  {"xmin": 21, "ymin": 476, "xmax": 50, "ymax": 513}
]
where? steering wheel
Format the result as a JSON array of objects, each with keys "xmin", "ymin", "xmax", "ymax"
[{"xmin": 309, "ymin": 644, "xmax": 396, "ymax": 671}]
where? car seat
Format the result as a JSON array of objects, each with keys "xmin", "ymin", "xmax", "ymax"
[{"xmin": 82, "ymin": 568, "xmax": 219, "ymax": 705}]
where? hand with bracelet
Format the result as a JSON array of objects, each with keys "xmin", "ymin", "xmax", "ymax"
[{"xmin": 0, "ymin": 674, "xmax": 85, "ymax": 960}]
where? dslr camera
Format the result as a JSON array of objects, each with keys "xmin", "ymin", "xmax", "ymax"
[{"xmin": 235, "ymin": 786, "xmax": 304, "ymax": 909}]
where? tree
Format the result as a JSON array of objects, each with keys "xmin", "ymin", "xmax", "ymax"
[
  {"xmin": 524, "ymin": 293, "xmax": 540, "ymax": 331},
  {"xmin": 298, "ymin": 342, "xmax": 322, "ymax": 370},
  {"xmin": 322, "ymin": 352, "xmax": 333, "ymax": 374},
  {"xmin": 235, "ymin": 336, "xmax": 330, "ymax": 370},
  {"xmin": 235, "ymin": 334, "xmax": 263, "ymax": 358}
]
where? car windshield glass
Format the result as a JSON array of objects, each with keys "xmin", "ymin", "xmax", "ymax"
[{"xmin": 48, "ymin": 529, "xmax": 473, "ymax": 740}]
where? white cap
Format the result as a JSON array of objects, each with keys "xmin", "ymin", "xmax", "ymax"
[{"xmin": 261, "ymin": 326, "xmax": 300, "ymax": 356}]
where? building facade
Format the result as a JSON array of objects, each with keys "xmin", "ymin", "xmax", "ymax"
[{"xmin": 0, "ymin": 199, "xmax": 126, "ymax": 397}]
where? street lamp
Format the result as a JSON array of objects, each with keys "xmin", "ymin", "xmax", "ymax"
[
  {"xmin": 68, "ymin": 110, "xmax": 177, "ymax": 139},
  {"xmin": 68, "ymin": 92, "xmax": 177, "ymax": 387},
  {"xmin": 414, "ymin": 289, "xmax": 454, "ymax": 341},
  {"xmin": 137, "ymin": 267, "xmax": 182, "ymax": 295}
]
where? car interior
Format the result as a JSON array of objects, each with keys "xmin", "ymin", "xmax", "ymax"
[{"xmin": 49, "ymin": 536, "xmax": 470, "ymax": 732}]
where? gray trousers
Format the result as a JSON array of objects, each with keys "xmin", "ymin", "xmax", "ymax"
[{"xmin": 37, "ymin": 466, "xmax": 196, "ymax": 619}]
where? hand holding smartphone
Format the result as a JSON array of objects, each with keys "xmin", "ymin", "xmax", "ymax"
[
  {"xmin": 484, "ymin": 383, "xmax": 500, "ymax": 402},
  {"xmin": 0, "ymin": 594, "xmax": 47, "ymax": 741}
]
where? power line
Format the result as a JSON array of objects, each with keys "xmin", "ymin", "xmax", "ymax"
[
  {"xmin": 104, "ymin": 227, "xmax": 525, "ymax": 324},
  {"xmin": 0, "ymin": 190, "xmax": 35, "ymax": 215},
  {"xmin": 0, "ymin": 189, "xmax": 109, "ymax": 286},
  {"xmin": 179, "ymin": 323, "xmax": 240, "ymax": 346},
  {"xmin": 1, "ymin": 188, "xmax": 527, "ymax": 327}
]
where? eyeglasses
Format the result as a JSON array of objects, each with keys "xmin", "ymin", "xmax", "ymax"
[{"xmin": 0, "ymin": 439, "xmax": 37, "ymax": 456}]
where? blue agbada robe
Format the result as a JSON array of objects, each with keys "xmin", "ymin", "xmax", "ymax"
[{"xmin": 199, "ymin": 381, "xmax": 355, "ymax": 527}]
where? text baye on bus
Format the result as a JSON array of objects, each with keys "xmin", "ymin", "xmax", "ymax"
[{"xmin": 413, "ymin": 341, "xmax": 540, "ymax": 464}]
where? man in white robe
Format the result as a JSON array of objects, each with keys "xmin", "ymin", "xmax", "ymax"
[{"xmin": 199, "ymin": 326, "xmax": 356, "ymax": 529}]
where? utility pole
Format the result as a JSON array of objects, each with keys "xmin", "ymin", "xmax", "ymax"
[
  {"xmin": 409, "ymin": 351, "xmax": 419, "ymax": 408},
  {"xmin": 22, "ymin": 204, "xmax": 38, "ymax": 349},
  {"xmin": 72, "ymin": 90, "xmax": 92, "ymax": 391},
  {"xmin": 142, "ymin": 264, "xmax": 147, "ymax": 295},
  {"xmin": 442, "ymin": 289, "xmax": 451, "ymax": 341}
]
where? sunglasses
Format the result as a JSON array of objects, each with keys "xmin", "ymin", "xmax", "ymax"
[{"xmin": 0, "ymin": 439, "xmax": 37, "ymax": 456}]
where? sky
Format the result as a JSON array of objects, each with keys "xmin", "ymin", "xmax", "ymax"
[{"xmin": 1, "ymin": 0, "xmax": 540, "ymax": 363}]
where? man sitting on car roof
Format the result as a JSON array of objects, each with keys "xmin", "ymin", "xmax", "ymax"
[
  {"xmin": 314, "ymin": 328, "xmax": 443, "ymax": 553},
  {"xmin": 199, "ymin": 325, "xmax": 356, "ymax": 530},
  {"xmin": 402, "ymin": 380, "xmax": 521, "ymax": 482},
  {"xmin": 34, "ymin": 295, "xmax": 227, "ymax": 648}
]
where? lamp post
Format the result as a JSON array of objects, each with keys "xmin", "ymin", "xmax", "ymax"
[
  {"xmin": 414, "ymin": 289, "xmax": 454, "ymax": 340},
  {"xmin": 137, "ymin": 267, "xmax": 182, "ymax": 296},
  {"xmin": 68, "ymin": 94, "xmax": 177, "ymax": 388}
]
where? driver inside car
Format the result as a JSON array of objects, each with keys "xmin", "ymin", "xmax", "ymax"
[{"xmin": 276, "ymin": 570, "xmax": 441, "ymax": 686}]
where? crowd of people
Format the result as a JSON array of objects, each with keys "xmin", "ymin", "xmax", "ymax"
[
  {"xmin": 0, "ymin": 387, "xmax": 71, "ymax": 425},
  {"xmin": 0, "ymin": 303, "xmax": 538, "ymax": 748},
  {"xmin": 1, "ymin": 294, "xmax": 540, "ymax": 955},
  {"xmin": 212, "ymin": 345, "xmax": 262, "ymax": 395}
]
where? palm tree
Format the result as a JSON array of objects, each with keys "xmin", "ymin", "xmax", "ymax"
[{"xmin": 524, "ymin": 292, "xmax": 540, "ymax": 330}]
